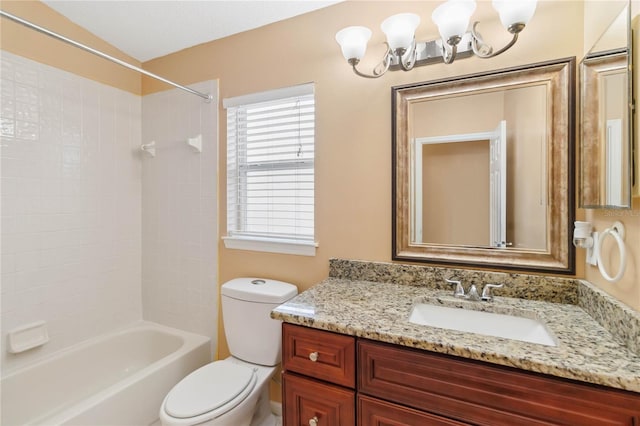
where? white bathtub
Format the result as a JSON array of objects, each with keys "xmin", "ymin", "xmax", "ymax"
[{"xmin": 1, "ymin": 321, "xmax": 211, "ymax": 426}]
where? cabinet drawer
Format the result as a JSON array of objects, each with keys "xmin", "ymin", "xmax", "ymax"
[
  {"xmin": 283, "ymin": 372, "xmax": 355, "ymax": 426},
  {"xmin": 359, "ymin": 340, "xmax": 640, "ymax": 426},
  {"xmin": 358, "ymin": 395, "xmax": 465, "ymax": 426},
  {"xmin": 283, "ymin": 323, "xmax": 356, "ymax": 388}
]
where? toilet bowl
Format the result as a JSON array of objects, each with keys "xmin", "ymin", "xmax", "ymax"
[
  {"xmin": 159, "ymin": 357, "xmax": 276, "ymax": 426},
  {"xmin": 159, "ymin": 278, "xmax": 297, "ymax": 426}
]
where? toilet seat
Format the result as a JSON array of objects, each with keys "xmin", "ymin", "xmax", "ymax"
[{"xmin": 164, "ymin": 361, "xmax": 257, "ymax": 420}]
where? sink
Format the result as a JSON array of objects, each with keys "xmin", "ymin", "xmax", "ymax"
[{"xmin": 408, "ymin": 303, "xmax": 557, "ymax": 346}]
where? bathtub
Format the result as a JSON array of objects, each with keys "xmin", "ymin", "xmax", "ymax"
[{"xmin": 1, "ymin": 321, "xmax": 211, "ymax": 426}]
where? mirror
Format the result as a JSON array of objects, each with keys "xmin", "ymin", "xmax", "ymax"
[
  {"xmin": 579, "ymin": 3, "xmax": 633, "ymax": 208},
  {"xmin": 393, "ymin": 58, "xmax": 575, "ymax": 274}
]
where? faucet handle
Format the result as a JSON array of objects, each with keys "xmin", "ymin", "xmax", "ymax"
[
  {"xmin": 481, "ymin": 283, "xmax": 504, "ymax": 301},
  {"xmin": 445, "ymin": 278, "xmax": 465, "ymax": 298}
]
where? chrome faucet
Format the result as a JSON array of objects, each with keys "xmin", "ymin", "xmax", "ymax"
[
  {"xmin": 466, "ymin": 284, "xmax": 481, "ymax": 301},
  {"xmin": 445, "ymin": 279, "xmax": 503, "ymax": 302}
]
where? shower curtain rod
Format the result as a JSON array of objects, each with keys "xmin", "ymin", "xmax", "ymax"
[{"xmin": 0, "ymin": 10, "xmax": 213, "ymax": 102}]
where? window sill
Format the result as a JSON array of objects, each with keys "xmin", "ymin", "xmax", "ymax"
[{"xmin": 222, "ymin": 236, "xmax": 318, "ymax": 256}]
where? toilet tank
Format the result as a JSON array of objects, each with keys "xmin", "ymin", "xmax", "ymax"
[{"xmin": 221, "ymin": 278, "xmax": 297, "ymax": 366}]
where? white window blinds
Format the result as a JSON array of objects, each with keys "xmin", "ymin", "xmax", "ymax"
[{"xmin": 224, "ymin": 83, "xmax": 316, "ymax": 255}]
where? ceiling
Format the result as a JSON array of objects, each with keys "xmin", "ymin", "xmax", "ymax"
[{"xmin": 42, "ymin": 1, "xmax": 340, "ymax": 62}]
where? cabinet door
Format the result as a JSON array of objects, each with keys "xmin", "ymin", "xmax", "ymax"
[
  {"xmin": 283, "ymin": 372, "xmax": 355, "ymax": 426},
  {"xmin": 358, "ymin": 395, "xmax": 465, "ymax": 426},
  {"xmin": 283, "ymin": 323, "xmax": 356, "ymax": 388}
]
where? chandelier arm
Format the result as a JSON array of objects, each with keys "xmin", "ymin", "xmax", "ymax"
[
  {"xmin": 485, "ymin": 32, "xmax": 518, "ymax": 58},
  {"xmin": 440, "ymin": 42, "xmax": 458, "ymax": 65},
  {"xmin": 349, "ymin": 47, "xmax": 391, "ymax": 79},
  {"xmin": 471, "ymin": 22, "xmax": 493, "ymax": 57},
  {"xmin": 351, "ymin": 63, "xmax": 386, "ymax": 79},
  {"xmin": 373, "ymin": 50, "xmax": 392, "ymax": 76},
  {"xmin": 400, "ymin": 39, "xmax": 418, "ymax": 71},
  {"xmin": 471, "ymin": 21, "xmax": 520, "ymax": 59}
]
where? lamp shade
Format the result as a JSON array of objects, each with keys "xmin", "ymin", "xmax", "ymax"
[
  {"xmin": 335, "ymin": 26, "xmax": 372, "ymax": 61},
  {"xmin": 431, "ymin": 0, "xmax": 476, "ymax": 42},
  {"xmin": 492, "ymin": 0, "xmax": 537, "ymax": 28},
  {"xmin": 380, "ymin": 13, "xmax": 420, "ymax": 51}
]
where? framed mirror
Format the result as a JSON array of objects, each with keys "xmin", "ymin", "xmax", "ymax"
[
  {"xmin": 392, "ymin": 58, "xmax": 575, "ymax": 274},
  {"xmin": 579, "ymin": 3, "xmax": 632, "ymax": 208}
]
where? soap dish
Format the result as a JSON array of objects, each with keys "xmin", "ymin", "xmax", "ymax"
[{"xmin": 7, "ymin": 321, "xmax": 49, "ymax": 353}]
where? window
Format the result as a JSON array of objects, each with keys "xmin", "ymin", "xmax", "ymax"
[{"xmin": 223, "ymin": 83, "xmax": 316, "ymax": 256}]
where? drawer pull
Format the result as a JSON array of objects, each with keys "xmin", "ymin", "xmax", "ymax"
[
  {"xmin": 309, "ymin": 415, "xmax": 319, "ymax": 426},
  {"xmin": 309, "ymin": 351, "xmax": 319, "ymax": 362}
]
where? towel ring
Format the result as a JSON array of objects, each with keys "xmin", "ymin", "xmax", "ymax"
[{"xmin": 596, "ymin": 221, "xmax": 626, "ymax": 283}]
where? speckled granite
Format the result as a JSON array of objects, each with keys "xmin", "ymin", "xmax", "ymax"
[
  {"xmin": 329, "ymin": 258, "xmax": 579, "ymax": 304},
  {"xmin": 578, "ymin": 279, "xmax": 640, "ymax": 356},
  {"xmin": 329, "ymin": 258, "xmax": 640, "ymax": 357},
  {"xmin": 273, "ymin": 277, "xmax": 640, "ymax": 393}
]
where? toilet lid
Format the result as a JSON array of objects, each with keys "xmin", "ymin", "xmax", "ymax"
[{"xmin": 164, "ymin": 362, "xmax": 256, "ymax": 419}]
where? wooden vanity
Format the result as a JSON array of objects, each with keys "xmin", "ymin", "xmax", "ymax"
[
  {"xmin": 273, "ymin": 259, "xmax": 640, "ymax": 426},
  {"xmin": 282, "ymin": 323, "xmax": 640, "ymax": 425}
]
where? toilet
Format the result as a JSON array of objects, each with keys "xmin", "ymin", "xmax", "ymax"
[{"xmin": 159, "ymin": 278, "xmax": 298, "ymax": 426}]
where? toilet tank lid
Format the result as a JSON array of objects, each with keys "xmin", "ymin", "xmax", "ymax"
[{"xmin": 222, "ymin": 278, "xmax": 298, "ymax": 303}]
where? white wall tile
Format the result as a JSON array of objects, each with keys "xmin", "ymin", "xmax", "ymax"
[
  {"xmin": 0, "ymin": 51, "xmax": 143, "ymax": 373},
  {"xmin": 1, "ymin": 51, "xmax": 217, "ymax": 373},
  {"xmin": 141, "ymin": 81, "xmax": 218, "ymax": 354}
]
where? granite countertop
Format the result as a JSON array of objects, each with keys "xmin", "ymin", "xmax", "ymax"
[{"xmin": 272, "ymin": 277, "xmax": 640, "ymax": 393}]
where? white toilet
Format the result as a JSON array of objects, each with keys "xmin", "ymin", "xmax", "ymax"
[{"xmin": 159, "ymin": 278, "xmax": 298, "ymax": 426}]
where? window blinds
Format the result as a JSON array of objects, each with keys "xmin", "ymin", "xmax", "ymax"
[{"xmin": 225, "ymin": 84, "xmax": 315, "ymax": 244}]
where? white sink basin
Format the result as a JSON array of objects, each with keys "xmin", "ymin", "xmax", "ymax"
[{"xmin": 409, "ymin": 303, "xmax": 557, "ymax": 346}]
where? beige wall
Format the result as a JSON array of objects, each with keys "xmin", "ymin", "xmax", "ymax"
[
  {"xmin": 422, "ymin": 141, "xmax": 490, "ymax": 246},
  {"xmin": 3, "ymin": 0, "xmax": 638, "ymax": 361},
  {"xmin": 412, "ymin": 86, "xmax": 547, "ymax": 250},
  {"xmin": 505, "ymin": 85, "xmax": 547, "ymax": 250},
  {"xmin": 140, "ymin": 0, "xmax": 593, "ymax": 362},
  {"xmin": 411, "ymin": 92, "xmax": 505, "ymax": 136},
  {"xmin": 0, "ymin": 0, "xmax": 141, "ymax": 94},
  {"xmin": 412, "ymin": 93, "xmax": 501, "ymax": 246},
  {"xmin": 585, "ymin": 207, "xmax": 640, "ymax": 310}
]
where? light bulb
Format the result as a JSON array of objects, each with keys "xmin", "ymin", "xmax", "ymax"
[
  {"xmin": 381, "ymin": 13, "xmax": 421, "ymax": 51},
  {"xmin": 492, "ymin": 0, "xmax": 537, "ymax": 29},
  {"xmin": 335, "ymin": 26, "xmax": 372, "ymax": 61},
  {"xmin": 432, "ymin": 0, "xmax": 477, "ymax": 43}
]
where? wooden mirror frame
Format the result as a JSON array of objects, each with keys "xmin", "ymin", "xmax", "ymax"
[{"xmin": 392, "ymin": 58, "xmax": 576, "ymax": 274}]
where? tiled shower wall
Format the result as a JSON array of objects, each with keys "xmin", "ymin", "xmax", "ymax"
[
  {"xmin": 0, "ymin": 51, "xmax": 142, "ymax": 373},
  {"xmin": 141, "ymin": 81, "xmax": 218, "ymax": 354},
  {"xmin": 0, "ymin": 51, "xmax": 218, "ymax": 373}
]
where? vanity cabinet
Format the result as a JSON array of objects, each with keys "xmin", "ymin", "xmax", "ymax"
[
  {"xmin": 282, "ymin": 323, "xmax": 640, "ymax": 425},
  {"xmin": 359, "ymin": 340, "xmax": 640, "ymax": 425},
  {"xmin": 282, "ymin": 323, "xmax": 356, "ymax": 426}
]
